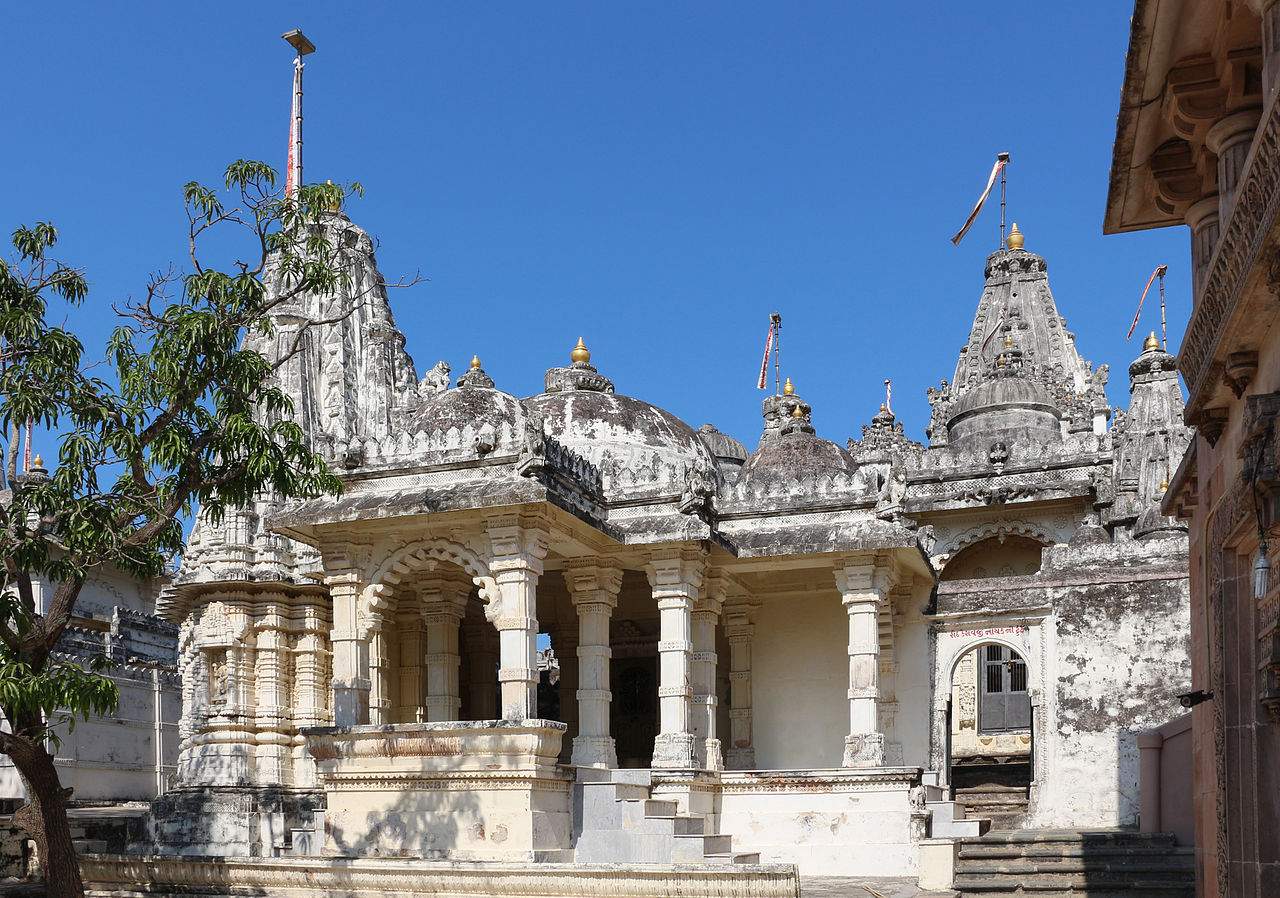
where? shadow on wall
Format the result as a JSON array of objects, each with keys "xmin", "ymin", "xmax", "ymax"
[{"xmin": 325, "ymin": 773, "xmax": 484, "ymax": 859}]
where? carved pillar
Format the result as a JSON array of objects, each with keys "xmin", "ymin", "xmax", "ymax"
[
  {"xmin": 253, "ymin": 599, "xmax": 291, "ymax": 784},
  {"xmin": 693, "ymin": 576, "xmax": 727, "ymax": 771},
  {"xmin": 646, "ymin": 547, "xmax": 703, "ymax": 769},
  {"xmin": 367, "ymin": 614, "xmax": 392, "ymax": 725},
  {"xmin": 723, "ymin": 602, "xmax": 758, "ymax": 770},
  {"xmin": 294, "ymin": 599, "xmax": 331, "ymax": 728},
  {"xmin": 422, "ymin": 577, "xmax": 467, "ymax": 722},
  {"xmin": 487, "ymin": 517, "xmax": 548, "ymax": 720},
  {"xmin": 564, "ymin": 560, "xmax": 622, "ymax": 769},
  {"xmin": 395, "ymin": 606, "xmax": 427, "ymax": 722},
  {"xmin": 1185, "ymin": 196, "xmax": 1220, "ymax": 303},
  {"xmin": 834, "ymin": 556, "xmax": 894, "ymax": 768},
  {"xmin": 326, "ymin": 565, "xmax": 370, "ymax": 727},
  {"xmin": 1207, "ymin": 109, "xmax": 1263, "ymax": 225}
]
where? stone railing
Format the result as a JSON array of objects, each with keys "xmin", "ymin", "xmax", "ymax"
[{"xmin": 1180, "ymin": 88, "xmax": 1280, "ymax": 418}]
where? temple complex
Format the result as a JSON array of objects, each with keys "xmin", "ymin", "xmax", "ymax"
[{"xmin": 100, "ymin": 206, "xmax": 1197, "ymax": 893}]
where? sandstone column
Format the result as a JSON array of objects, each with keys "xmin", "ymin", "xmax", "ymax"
[
  {"xmin": 253, "ymin": 599, "xmax": 291, "ymax": 783},
  {"xmin": 1184, "ymin": 196, "xmax": 1220, "ymax": 304},
  {"xmin": 646, "ymin": 547, "xmax": 703, "ymax": 769},
  {"xmin": 1207, "ymin": 109, "xmax": 1263, "ymax": 225},
  {"xmin": 326, "ymin": 563, "xmax": 370, "ymax": 727},
  {"xmin": 395, "ymin": 606, "xmax": 427, "ymax": 722},
  {"xmin": 723, "ymin": 602, "xmax": 759, "ymax": 770},
  {"xmin": 487, "ymin": 517, "xmax": 549, "ymax": 720},
  {"xmin": 367, "ymin": 614, "xmax": 391, "ymax": 725},
  {"xmin": 564, "ymin": 559, "xmax": 623, "ymax": 769},
  {"xmin": 422, "ymin": 577, "xmax": 467, "ymax": 722},
  {"xmin": 834, "ymin": 557, "xmax": 894, "ymax": 768},
  {"xmin": 294, "ymin": 598, "xmax": 331, "ymax": 728},
  {"xmin": 693, "ymin": 576, "xmax": 727, "ymax": 771}
]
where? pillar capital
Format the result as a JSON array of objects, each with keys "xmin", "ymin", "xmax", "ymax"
[
  {"xmin": 645, "ymin": 545, "xmax": 706, "ymax": 598},
  {"xmin": 563, "ymin": 558, "xmax": 624, "ymax": 609},
  {"xmin": 1205, "ymin": 107, "xmax": 1263, "ymax": 155}
]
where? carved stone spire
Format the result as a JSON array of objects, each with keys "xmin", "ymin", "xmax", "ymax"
[
  {"xmin": 1108, "ymin": 336, "xmax": 1192, "ymax": 533},
  {"xmin": 926, "ymin": 242, "xmax": 1109, "ymax": 446}
]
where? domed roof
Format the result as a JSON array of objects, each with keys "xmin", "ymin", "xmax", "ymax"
[
  {"xmin": 698, "ymin": 424, "xmax": 748, "ymax": 467},
  {"xmin": 1134, "ymin": 501, "xmax": 1187, "ymax": 541},
  {"xmin": 527, "ymin": 389, "xmax": 709, "ymax": 468},
  {"xmin": 948, "ymin": 373, "xmax": 1059, "ymax": 425},
  {"xmin": 738, "ymin": 427, "xmax": 857, "ymax": 493},
  {"xmin": 404, "ymin": 359, "xmax": 527, "ymax": 459},
  {"xmin": 408, "ymin": 384, "xmax": 525, "ymax": 435},
  {"xmin": 524, "ymin": 341, "xmax": 712, "ymax": 481}
]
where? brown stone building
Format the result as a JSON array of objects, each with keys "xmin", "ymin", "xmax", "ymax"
[{"xmin": 1107, "ymin": 2, "xmax": 1280, "ymax": 895}]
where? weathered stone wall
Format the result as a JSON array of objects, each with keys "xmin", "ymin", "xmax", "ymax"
[
  {"xmin": 1041, "ymin": 537, "xmax": 1191, "ymax": 828},
  {"xmin": 0, "ymin": 571, "xmax": 179, "ymax": 804}
]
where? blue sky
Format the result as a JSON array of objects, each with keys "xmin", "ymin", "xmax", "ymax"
[{"xmin": 6, "ymin": 2, "xmax": 1182, "ymax": 450}]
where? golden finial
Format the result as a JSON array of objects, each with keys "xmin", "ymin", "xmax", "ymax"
[
  {"xmin": 470, "ymin": 354, "xmax": 482, "ymax": 370},
  {"xmin": 1158, "ymin": 477, "xmax": 1170, "ymax": 494},
  {"xmin": 1007, "ymin": 222, "xmax": 1024, "ymax": 250},
  {"xmin": 570, "ymin": 337, "xmax": 591, "ymax": 365},
  {"xmin": 32, "ymin": 454, "xmax": 43, "ymax": 468},
  {"xmin": 791, "ymin": 404, "xmax": 805, "ymax": 419},
  {"xmin": 1003, "ymin": 333, "xmax": 1014, "ymax": 349},
  {"xmin": 1143, "ymin": 331, "xmax": 1160, "ymax": 352},
  {"xmin": 783, "ymin": 377, "xmax": 795, "ymax": 396}
]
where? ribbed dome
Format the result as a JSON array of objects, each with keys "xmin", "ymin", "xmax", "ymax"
[
  {"xmin": 525, "ymin": 389, "xmax": 712, "ymax": 475},
  {"xmin": 946, "ymin": 373, "xmax": 1062, "ymax": 447},
  {"xmin": 1134, "ymin": 502, "xmax": 1187, "ymax": 541},
  {"xmin": 738, "ymin": 429, "xmax": 857, "ymax": 492},
  {"xmin": 407, "ymin": 385, "xmax": 525, "ymax": 436}
]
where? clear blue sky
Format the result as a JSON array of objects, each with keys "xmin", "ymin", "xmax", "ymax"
[{"xmin": 7, "ymin": 2, "xmax": 1183, "ymax": 450}]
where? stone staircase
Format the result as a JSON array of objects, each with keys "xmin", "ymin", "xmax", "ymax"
[
  {"xmin": 954, "ymin": 829, "xmax": 1195, "ymax": 897},
  {"xmin": 922, "ymin": 771, "xmax": 990, "ymax": 839},
  {"xmin": 573, "ymin": 769, "xmax": 759, "ymax": 865},
  {"xmin": 953, "ymin": 784, "xmax": 1029, "ymax": 830}
]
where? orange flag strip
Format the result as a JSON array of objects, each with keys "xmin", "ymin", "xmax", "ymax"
[
  {"xmin": 1127, "ymin": 265, "xmax": 1168, "ymax": 340},
  {"xmin": 951, "ymin": 155, "xmax": 1008, "ymax": 246},
  {"xmin": 757, "ymin": 320, "xmax": 775, "ymax": 390}
]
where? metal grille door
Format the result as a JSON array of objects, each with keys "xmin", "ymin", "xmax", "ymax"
[{"xmin": 978, "ymin": 644, "xmax": 1031, "ymax": 732}]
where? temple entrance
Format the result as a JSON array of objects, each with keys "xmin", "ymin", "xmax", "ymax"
[
  {"xmin": 947, "ymin": 641, "xmax": 1032, "ymax": 828},
  {"xmin": 612, "ymin": 656, "xmax": 658, "ymax": 768}
]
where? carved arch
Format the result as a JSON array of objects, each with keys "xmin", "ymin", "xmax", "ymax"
[
  {"xmin": 361, "ymin": 538, "xmax": 500, "ymax": 624},
  {"xmin": 936, "ymin": 519, "xmax": 1055, "ymax": 564}
]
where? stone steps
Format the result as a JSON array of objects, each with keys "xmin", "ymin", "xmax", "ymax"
[
  {"xmin": 573, "ymin": 769, "xmax": 756, "ymax": 865},
  {"xmin": 955, "ymin": 830, "xmax": 1193, "ymax": 897}
]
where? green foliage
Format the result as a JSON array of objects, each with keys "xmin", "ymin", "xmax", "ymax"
[{"xmin": 0, "ymin": 162, "xmax": 358, "ymax": 742}]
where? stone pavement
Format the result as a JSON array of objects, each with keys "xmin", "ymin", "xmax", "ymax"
[{"xmin": 801, "ymin": 877, "xmax": 957, "ymax": 898}]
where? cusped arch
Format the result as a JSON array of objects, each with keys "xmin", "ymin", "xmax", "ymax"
[
  {"xmin": 936, "ymin": 519, "xmax": 1054, "ymax": 565},
  {"xmin": 361, "ymin": 538, "xmax": 500, "ymax": 622}
]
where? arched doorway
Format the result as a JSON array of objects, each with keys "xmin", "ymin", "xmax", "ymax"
[{"xmin": 946, "ymin": 641, "xmax": 1032, "ymax": 829}]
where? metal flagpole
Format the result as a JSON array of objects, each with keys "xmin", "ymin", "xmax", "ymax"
[
  {"xmin": 1157, "ymin": 266, "xmax": 1169, "ymax": 350},
  {"xmin": 282, "ymin": 30, "xmax": 316, "ymax": 197},
  {"xmin": 771, "ymin": 312, "xmax": 782, "ymax": 396},
  {"xmin": 998, "ymin": 153, "xmax": 1010, "ymax": 249}
]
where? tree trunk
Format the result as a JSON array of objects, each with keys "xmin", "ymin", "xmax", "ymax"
[{"xmin": 8, "ymin": 731, "xmax": 84, "ymax": 898}]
